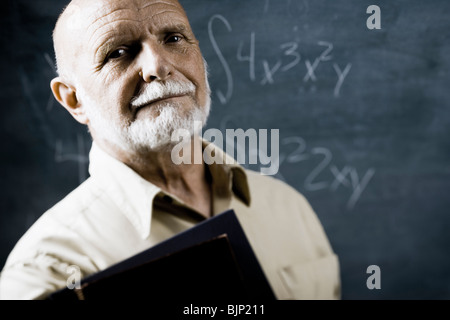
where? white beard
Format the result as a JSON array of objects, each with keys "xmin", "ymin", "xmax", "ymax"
[
  {"xmin": 123, "ymin": 102, "xmax": 209, "ymax": 151},
  {"xmin": 79, "ymin": 78, "xmax": 210, "ymax": 153}
]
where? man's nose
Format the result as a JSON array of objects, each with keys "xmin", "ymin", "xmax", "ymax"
[{"xmin": 138, "ymin": 43, "xmax": 172, "ymax": 82}]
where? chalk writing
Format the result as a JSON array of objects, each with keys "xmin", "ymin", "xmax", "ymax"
[
  {"xmin": 207, "ymin": 15, "xmax": 352, "ymax": 104},
  {"xmin": 237, "ymin": 32, "xmax": 256, "ymax": 81},
  {"xmin": 280, "ymin": 42, "xmax": 301, "ymax": 72},
  {"xmin": 333, "ymin": 63, "xmax": 352, "ymax": 97},
  {"xmin": 219, "ymin": 115, "xmax": 375, "ymax": 210},
  {"xmin": 261, "ymin": 59, "xmax": 282, "ymax": 85},
  {"xmin": 280, "ymin": 137, "xmax": 376, "ymax": 210},
  {"xmin": 208, "ymin": 14, "xmax": 233, "ymax": 105},
  {"xmin": 22, "ymin": 54, "xmax": 89, "ymax": 184},
  {"xmin": 55, "ymin": 133, "xmax": 89, "ymax": 183},
  {"xmin": 20, "ymin": 69, "xmax": 54, "ymax": 149}
]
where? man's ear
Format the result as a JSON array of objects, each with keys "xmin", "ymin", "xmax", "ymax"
[{"xmin": 50, "ymin": 77, "xmax": 88, "ymax": 125}]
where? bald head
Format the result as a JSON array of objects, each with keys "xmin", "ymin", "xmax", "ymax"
[{"xmin": 53, "ymin": 0, "xmax": 92, "ymax": 81}]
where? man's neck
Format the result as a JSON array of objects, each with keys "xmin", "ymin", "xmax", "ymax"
[{"xmin": 96, "ymin": 137, "xmax": 213, "ymax": 219}]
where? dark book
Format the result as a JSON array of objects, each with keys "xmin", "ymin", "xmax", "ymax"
[{"xmin": 48, "ymin": 209, "xmax": 275, "ymax": 301}]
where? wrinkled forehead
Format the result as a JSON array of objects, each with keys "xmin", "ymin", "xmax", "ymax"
[{"xmin": 68, "ymin": 0, "xmax": 189, "ymax": 32}]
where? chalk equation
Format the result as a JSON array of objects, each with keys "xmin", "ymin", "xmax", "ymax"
[
  {"xmin": 219, "ymin": 116, "xmax": 375, "ymax": 211},
  {"xmin": 208, "ymin": 14, "xmax": 352, "ymax": 105},
  {"xmin": 277, "ymin": 136, "xmax": 375, "ymax": 210}
]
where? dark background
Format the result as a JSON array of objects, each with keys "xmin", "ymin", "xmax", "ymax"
[{"xmin": 1, "ymin": 0, "xmax": 449, "ymax": 299}]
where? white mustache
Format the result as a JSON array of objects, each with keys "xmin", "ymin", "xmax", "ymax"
[{"xmin": 130, "ymin": 80, "xmax": 196, "ymax": 109}]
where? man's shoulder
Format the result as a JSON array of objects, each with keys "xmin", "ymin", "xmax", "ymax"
[
  {"xmin": 44, "ymin": 177, "xmax": 106, "ymax": 221},
  {"xmin": 0, "ymin": 178, "xmax": 113, "ymax": 299},
  {"xmin": 7, "ymin": 177, "xmax": 107, "ymax": 254}
]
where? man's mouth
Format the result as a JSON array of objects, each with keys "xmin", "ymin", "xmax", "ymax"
[{"xmin": 131, "ymin": 94, "xmax": 188, "ymax": 111}]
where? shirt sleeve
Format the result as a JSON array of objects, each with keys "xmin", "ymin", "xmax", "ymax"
[
  {"xmin": 0, "ymin": 212, "xmax": 97, "ymax": 300},
  {"xmin": 0, "ymin": 252, "xmax": 71, "ymax": 300}
]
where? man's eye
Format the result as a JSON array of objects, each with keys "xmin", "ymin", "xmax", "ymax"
[
  {"xmin": 108, "ymin": 48, "xmax": 127, "ymax": 60},
  {"xmin": 165, "ymin": 35, "xmax": 183, "ymax": 44}
]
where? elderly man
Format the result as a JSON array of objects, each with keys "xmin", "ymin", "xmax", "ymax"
[{"xmin": 0, "ymin": 0, "xmax": 340, "ymax": 300}]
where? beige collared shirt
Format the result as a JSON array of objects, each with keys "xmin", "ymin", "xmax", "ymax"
[{"xmin": 0, "ymin": 141, "xmax": 340, "ymax": 300}]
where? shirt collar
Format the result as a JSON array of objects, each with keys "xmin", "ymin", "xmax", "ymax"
[
  {"xmin": 88, "ymin": 139, "xmax": 251, "ymax": 240},
  {"xmin": 201, "ymin": 139, "xmax": 251, "ymax": 207}
]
